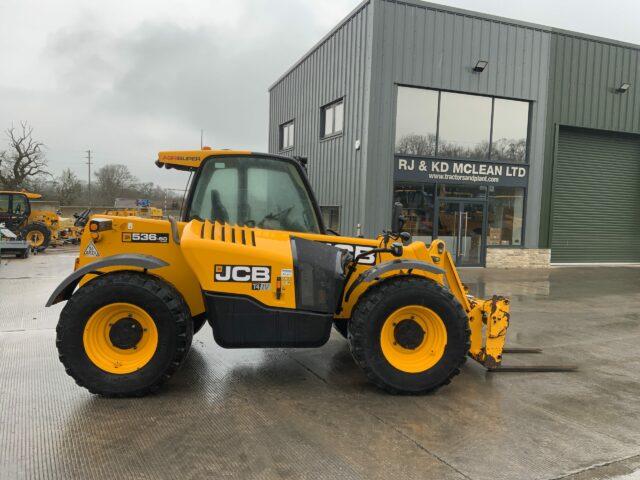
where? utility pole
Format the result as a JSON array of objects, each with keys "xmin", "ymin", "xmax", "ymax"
[{"xmin": 85, "ymin": 150, "xmax": 92, "ymax": 206}]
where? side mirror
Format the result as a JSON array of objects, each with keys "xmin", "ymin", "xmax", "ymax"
[{"xmin": 391, "ymin": 202, "xmax": 405, "ymax": 233}]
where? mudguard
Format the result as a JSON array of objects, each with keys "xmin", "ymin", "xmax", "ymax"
[
  {"xmin": 45, "ymin": 254, "xmax": 168, "ymax": 306},
  {"xmin": 344, "ymin": 259, "xmax": 445, "ymax": 301}
]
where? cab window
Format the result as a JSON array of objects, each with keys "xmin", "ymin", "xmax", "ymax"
[
  {"xmin": 12, "ymin": 195, "xmax": 28, "ymax": 215},
  {"xmin": 188, "ymin": 156, "xmax": 321, "ymax": 233},
  {"xmin": 0, "ymin": 195, "xmax": 9, "ymax": 213}
]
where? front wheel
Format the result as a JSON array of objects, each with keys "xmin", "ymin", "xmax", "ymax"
[
  {"xmin": 20, "ymin": 222, "xmax": 51, "ymax": 252},
  {"xmin": 348, "ymin": 277, "xmax": 470, "ymax": 394},
  {"xmin": 56, "ymin": 272, "xmax": 193, "ymax": 397}
]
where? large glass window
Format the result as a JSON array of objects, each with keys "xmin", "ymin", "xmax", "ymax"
[
  {"xmin": 395, "ymin": 87, "xmax": 438, "ymax": 156},
  {"xmin": 487, "ymin": 187, "xmax": 524, "ymax": 246},
  {"xmin": 188, "ymin": 156, "xmax": 321, "ymax": 233},
  {"xmin": 394, "ymin": 87, "xmax": 530, "ymax": 163},
  {"xmin": 438, "ymin": 92, "xmax": 492, "ymax": 159},
  {"xmin": 491, "ymin": 99, "xmax": 529, "ymax": 163},
  {"xmin": 393, "ymin": 183, "xmax": 435, "ymax": 243}
]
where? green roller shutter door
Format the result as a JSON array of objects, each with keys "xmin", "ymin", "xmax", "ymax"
[{"xmin": 551, "ymin": 127, "xmax": 640, "ymax": 263}]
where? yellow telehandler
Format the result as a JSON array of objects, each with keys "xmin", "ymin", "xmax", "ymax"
[{"xmin": 47, "ymin": 149, "xmax": 572, "ymax": 397}]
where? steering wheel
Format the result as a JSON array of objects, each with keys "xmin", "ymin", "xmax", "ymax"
[{"xmin": 258, "ymin": 206, "xmax": 294, "ymax": 229}]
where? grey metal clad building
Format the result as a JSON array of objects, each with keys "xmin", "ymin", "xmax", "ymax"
[{"xmin": 268, "ymin": 0, "xmax": 640, "ymax": 267}]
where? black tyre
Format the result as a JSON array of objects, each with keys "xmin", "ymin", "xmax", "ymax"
[
  {"xmin": 333, "ymin": 319, "xmax": 349, "ymax": 339},
  {"xmin": 56, "ymin": 271, "xmax": 193, "ymax": 397},
  {"xmin": 348, "ymin": 276, "xmax": 470, "ymax": 395},
  {"xmin": 16, "ymin": 248, "xmax": 30, "ymax": 259},
  {"xmin": 20, "ymin": 222, "xmax": 51, "ymax": 252}
]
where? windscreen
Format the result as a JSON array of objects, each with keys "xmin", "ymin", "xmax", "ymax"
[{"xmin": 188, "ymin": 156, "xmax": 321, "ymax": 233}]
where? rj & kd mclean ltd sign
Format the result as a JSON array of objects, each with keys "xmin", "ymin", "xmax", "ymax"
[{"xmin": 394, "ymin": 156, "xmax": 529, "ymax": 188}]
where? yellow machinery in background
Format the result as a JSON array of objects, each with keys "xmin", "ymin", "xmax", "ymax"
[
  {"xmin": 47, "ymin": 149, "xmax": 574, "ymax": 397},
  {"xmin": 0, "ymin": 191, "xmax": 86, "ymax": 251},
  {"xmin": 103, "ymin": 206, "xmax": 163, "ymax": 219}
]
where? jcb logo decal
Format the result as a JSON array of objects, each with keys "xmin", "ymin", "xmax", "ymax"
[
  {"xmin": 214, "ymin": 265, "xmax": 271, "ymax": 283},
  {"xmin": 327, "ymin": 243, "xmax": 376, "ymax": 265}
]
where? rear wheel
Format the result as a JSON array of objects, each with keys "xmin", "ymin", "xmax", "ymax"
[
  {"xmin": 20, "ymin": 222, "xmax": 51, "ymax": 252},
  {"xmin": 56, "ymin": 272, "xmax": 193, "ymax": 397},
  {"xmin": 348, "ymin": 277, "xmax": 470, "ymax": 394}
]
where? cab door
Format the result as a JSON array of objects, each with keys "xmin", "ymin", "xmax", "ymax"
[{"xmin": 0, "ymin": 194, "xmax": 30, "ymax": 231}]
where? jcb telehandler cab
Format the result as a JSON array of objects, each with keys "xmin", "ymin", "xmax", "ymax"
[{"xmin": 48, "ymin": 149, "xmax": 571, "ymax": 397}]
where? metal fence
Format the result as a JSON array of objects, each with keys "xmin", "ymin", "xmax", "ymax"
[{"xmin": 29, "ymin": 202, "xmax": 181, "ymax": 219}]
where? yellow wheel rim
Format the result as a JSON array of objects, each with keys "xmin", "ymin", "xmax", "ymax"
[
  {"xmin": 380, "ymin": 305, "xmax": 447, "ymax": 373},
  {"xmin": 83, "ymin": 303, "xmax": 158, "ymax": 374},
  {"xmin": 26, "ymin": 230, "xmax": 44, "ymax": 247}
]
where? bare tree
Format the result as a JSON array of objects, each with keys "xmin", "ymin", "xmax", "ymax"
[
  {"xmin": 55, "ymin": 169, "xmax": 82, "ymax": 205},
  {"xmin": 95, "ymin": 164, "xmax": 137, "ymax": 205},
  {"xmin": 395, "ymin": 134, "xmax": 437, "ymax": 156},
  {"xmin": 491, "ymin": 138, "xmax": 527, "ymax": 163},
  {"xmin": 0, "ymin": 122, "xmax": 50, "ymax": 189}
]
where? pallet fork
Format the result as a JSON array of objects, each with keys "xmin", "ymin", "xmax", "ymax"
[{"xmin": 440, "ymin": 250, "xmax": 577, "ymax": 373}]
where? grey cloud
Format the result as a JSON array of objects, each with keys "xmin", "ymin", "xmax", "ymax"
[
  {"xmin": 5, "ymin": 0, "xmax": 357, "ymax": 188},
  {"xmin": 5, "ymin": 0, "xmax": 637, "ymax": 190}
]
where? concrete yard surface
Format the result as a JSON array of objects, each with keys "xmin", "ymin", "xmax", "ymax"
[{"xmin": 1, "ymin": 251, "xmax": 640, "ymax": 480}]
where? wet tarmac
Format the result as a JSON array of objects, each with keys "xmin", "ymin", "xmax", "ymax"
[{"xmin": 1, "ymin": 251, "xmax": 639, "ymax": 479}]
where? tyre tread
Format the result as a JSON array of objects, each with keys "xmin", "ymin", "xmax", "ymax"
[
  {"xmin": 348, "ymin": 276, "xmax": 470, "ymax": 395},
  {"xmin": 56, "ymin": 271, "xmax": 193, "ymax": 397}
]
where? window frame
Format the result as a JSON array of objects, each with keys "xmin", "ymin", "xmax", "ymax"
[
  {"xmin": 392, "ymin": 85, "xmax": 531, "ymax": 251},
  {"xmin": 279, "ymin": 120, "xmax": 295, "ymax": 151},
  {"xmin": 320, "ymin": 98, "xmax": 345, "ymax": 140},
  {"xmin": 395, "ymin": 85, "xmax": 531, "ymax": 164}
]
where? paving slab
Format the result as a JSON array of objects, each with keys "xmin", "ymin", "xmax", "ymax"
[{"xmin": 1, "ymin": 252, "xmax": 639, "ymax": 479}]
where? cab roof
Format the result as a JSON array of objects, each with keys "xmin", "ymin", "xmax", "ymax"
[
  {"xmin": 156, "ymin": 148, "xmax": 252, "ymax": 171},
  {"xmin": 0, "ymin": 190, "xmax": 41, "ymax": 199}
]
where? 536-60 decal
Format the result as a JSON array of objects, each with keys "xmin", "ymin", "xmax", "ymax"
[{"xmin": 122, "ymin": 232, "xmax": 169, "ymax": 243}]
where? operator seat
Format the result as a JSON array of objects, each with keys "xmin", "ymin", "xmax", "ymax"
[{"xmin": 210, "ymin": 190, "xmax": 229, "ymax": 224}]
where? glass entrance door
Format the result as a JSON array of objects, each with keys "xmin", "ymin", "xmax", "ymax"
[{"xmin": 436, "ymin": 200, "xmax": 486, "ymax": 266}]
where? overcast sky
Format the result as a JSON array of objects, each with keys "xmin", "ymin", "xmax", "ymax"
[{"xmin": 1, "ymin": 0, "xmax": 638, "ymax": 189}]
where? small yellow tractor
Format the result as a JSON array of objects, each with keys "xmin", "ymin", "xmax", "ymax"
[
  {"xmin": 0, "ymin": 191, "xmax": 85, "ymax": 251},
  {"xmin": 47, "ymin": 149, "xmax": 572, "ymax": 397},
  {"xmin": 0, "ymin": 191, "xmax": 57, "ymax": 251}
]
